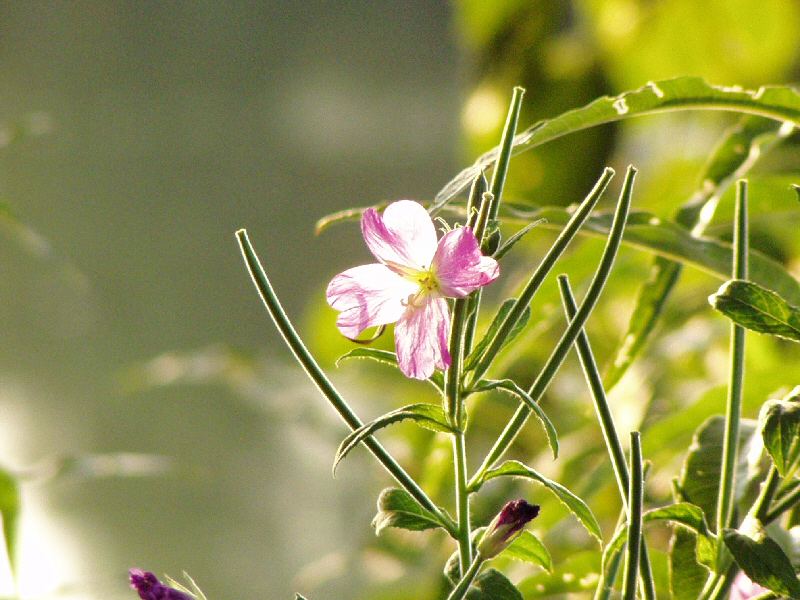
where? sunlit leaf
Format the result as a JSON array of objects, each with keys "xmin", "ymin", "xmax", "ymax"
[
  {"xmin": 478, "ymin": 460, "xmax": 601, "ymax": 542},
  {"xmin": 723, "ymin": 528, "xmax": 800, "ymax": 597},
  {"xmin": 493, "ymin": 219, "xmax": 546, "ymax": 260},
  {"xmin": 709, "ymin": 279, "xmax": 800, "ymax": 342},
  {"xmin": 504, "ymin": 530, "xmax": 553, "ymax": 572},
  {"xmin": 758, "ymin": 386, "xmax": 800, "ymax": 477},
  {"xmin": 434, "ymin": 77, "xmax": 800, "ymax": 207},
  {"xmin": 469, "ymin": 379, "xmax": 558, "ymax": 458},
  {"xmin": 502, "ymin": 208, "xmax": 800, "ymax": 304},
  {"xmin": 333, "ymin": 403, "xmax": 454, "ymax": 474},
  {"xmin": 371, "ymin": 488, "xmax": 446, "ymax": 535},
  {"xmin": 517, "ymin": 551, "xmax": 600, "ymax": 597}
]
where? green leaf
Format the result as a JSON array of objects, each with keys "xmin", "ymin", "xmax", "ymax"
[
  {"xmin": 669, "ymin": 529, "xmax": 710, "ymax": 600},
  {"xmin": 465, "ymin": 568, "xmax": 523, "ymax": 600},
  {"xmin": 501, "ymin": 207, "xmax": 800, "ymax": 305},
  {"xmin": 333, "ymin": 403, "xmax": 454, "ymax": 474},
  {"xmin": 336, "ymin": 348, "xmax": 444, "ymax": 390},
  {"xmin": 709, "ymin": 279, "xmax": 800, "ymax": 342},
  {"xmin": 723, "ymin": 528, "xmax": 800, "ymax": 597},
  {"xmin": 0, "ymin": 467, "xmax": 20, "ymax": 579},
  {"xmin": 504, "ymin": 530, "xmax": 553, "ymax": 572},
  {"xmin": 517, "ymin": 551, "xmax": 601, "ymax": 597},
  {"xmin": 371, "ymin": 488, "xmax": 446, "ymax": 535},
  {"xmin": 478, "ymin": 460, "xmax": 601, "ymax": 543},
  {"xmin": 492, "ymin": 219, "xmax": 546, "ymax": 260},
  {"xmin": 469, "ymin": 379, "xmax": 558, "ymax": 459},
  {"xmin": 434, "ymin": 77, "xmax": 800, "ymax": 208},
  {"xmin": 759, "ymin": 386, "xmax": 800, "ymax": 477},
  {"xmin": 677, "ymin": 416, "xmax": 759, "ymax": 525},
  {"xmin": 464, "ymin": 299, "xmax": 531, "ymax": 372},
  {"xmin": 601, "ymin": 503, "xmax": 717, "ymax": 578}
]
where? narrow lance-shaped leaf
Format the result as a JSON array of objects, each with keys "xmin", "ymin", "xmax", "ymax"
[
  {"xmin": 492, "ymin": 219, "xmax": 546, "ymax": 260},
  {"xmin": 434, "ymin": 77, "xmax": 800, "ymax": 208},
  {"xmin": 758, "ymin": 386, "xmax": 800, "ymax": 477},
  {"xmin": 476, "ymin": 460, "xmax": 601, "ymax": 543},
  {"xmin": 723, "ymin": 528, "xmax": 800, "ymax": 597},
  {"xmin": 372, "ymin": 488, "xmax": 447, "ymax": 535},
  {"xmin": 463, "ymin": 300, "xmax": 530, "ymax": 372},
  {"xmin": 501, "ymin": 207, "xmax": 800, "ymax": 305},
  {"xmin": 336, "ymin": 348, "xmax": 444, "ymax": 390},
  {"xmin": 334, "ymin": 403, "xmax": 454, "ymax": 474},
  {"xmin": 709, "ymin": 279, "xmax": 800, "ymax": 342},
  {"xmin": 469, "ymin": 379, "xmax": 558, "ymax": 459}
]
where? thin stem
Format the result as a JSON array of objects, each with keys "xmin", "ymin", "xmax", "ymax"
[
  {"xmin": 765, "ymin": 481, "xmax": 800, "ymax": 524},
  {"xmin": 453, "ymin": 431, "xmax": 472, "ymax": 574},
  {"xmin": 559, "ymin": 276, "xmax": 656, "ymax": 600},
  {"xmin": 469, "ymin": 167, "xmax": 615, "ymax": 384},
  {"xmin": 446, "ymin": 554, "xmax": 484, "ymax": 600},
  {"xmin": 446, "ymin": 298, "xmax": 468, "ymax": 428},
  {"xmin": 469, "ymin": 166, "xmax": 635, "ymax": 489},
  {"xmin": 716, "ymin": 179, "xmax": 748, "ymax": 536},
  {"xmin": 622, "ymin": 432, "xmax": 644, "ymax": 600},
  {"xmin": 754, "ymin": 467, "xmax": 781, "ymax": 522},
  {"xmin": 235, "ymin": 229, "xmax": 456, "ymax": 536},
  {"xmin": 488, "ymin": 86, "xmax": 525, "ymax": 222}
]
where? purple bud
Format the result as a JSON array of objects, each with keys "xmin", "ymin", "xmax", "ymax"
[
  {"xmin": 477, "ymin": 499, "xmax": 540, "ymax": 558},
  {"xmin": 129, "ymin": 569, "xmax": 194, "ymax": 600}
]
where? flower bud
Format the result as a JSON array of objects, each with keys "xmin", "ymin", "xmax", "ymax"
[
  {"xmin": 129, "ymin": 569, "xmax": 194, "ymax": 600},
  {"xmin": 477, "ymin": 499, "xmax": 540, "ymax": 558}
]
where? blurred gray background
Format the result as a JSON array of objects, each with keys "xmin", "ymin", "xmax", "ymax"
[{"xmin": 0, "ymin": 3, "xmax": 459, "ymax": 598}]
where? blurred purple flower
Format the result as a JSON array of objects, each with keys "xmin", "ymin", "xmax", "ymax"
[
  {"xmin": 477, "ymin": 498, "xmax": 540, "ymax": 558},
  {"xmin": 327, "ymin": 200, "xmax": 499, "ymax": 379},
  {"xmin": 729, "ymin": 572, "xmax": 769, "ymax": 600},
  {"xmin": 129, "ymin": 569, "xmax": 194, "ymax": 600}
]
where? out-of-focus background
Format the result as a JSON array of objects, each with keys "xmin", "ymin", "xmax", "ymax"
[{"xmin": 0, "ymin": 2, "xmax": 799, "ymax": 599}]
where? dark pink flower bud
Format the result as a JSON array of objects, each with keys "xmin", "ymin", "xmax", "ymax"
[
  {"xmin": 477, "ymin": 499, "xmax": 540, "ymax": 558},
  {"xmin": 129, "ymin": 569, "xmax": 194, "ymax": 600}
]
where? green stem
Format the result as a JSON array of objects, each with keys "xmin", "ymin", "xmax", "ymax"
[
  {"xmin": 716, "ymin": 180, "xmax": 748, "ymax": 537},
  {"xmin": 754, "ymin": 467, "xmax": 781, "ymax": 522},
  {"xmin": 488, "ymin": 87, "xmax": 525, "ymax": 222},
  {"xmin": 558, "ymin": 276, "xmax": 655, "ymax": 600},
  {"xmin": 446, "ymin": 299, "xmax": 468, "ymax": 428},
  {"xmin": 468, "ymin": 167, "xmax": 615, "ymax": 384},
  {"xmin": 235, "ymin": 229, "xmax": 456, "ymax": 536},
  {"xmin": 446, "ymin": 554, "xmax": 485, "ymax": 600},
  {"xmin": 765, "ymin": 481, "xmax": 800, "ymax": 524},
  {"xmin": 622, "ymin": 432, "xmax": 644, "ymax": 600},
  {"xmin": 469, "ymin": 166, "xmax": 635, "ymax": 489},
  {"xmin": 453, "ymin": 431, "xmax": 472, "ymax": 574}
]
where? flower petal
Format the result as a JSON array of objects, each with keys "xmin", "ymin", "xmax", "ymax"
[
  {"xmin": 395, "ymin": 296, "xmax": 451, "ymax": 379},
  {"xmin": 431, "ymin": 227, "xmax": 500, "ymax": 297},
  {"xmin": 327, "ymin": 263, "xmax": 418, "ymax": 338},
  {"xmin": 361, "ymin": 200, "xmax": 438, "ymax": 271}
]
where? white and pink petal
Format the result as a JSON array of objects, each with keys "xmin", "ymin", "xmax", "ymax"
[
  {"xmin": 326, "ymin": 263, "xmax": 418, "ymax": 338},
  {"xmin": 394, "ymin": 296, "xmax": 451, "ymax": 380},
  {"xmin": 432, "ymin": 227, "xmax": 500, "ymax": 298},
  {"xmin": 361, "ymin": 200, "xmax": 438, "ymax": 272}
]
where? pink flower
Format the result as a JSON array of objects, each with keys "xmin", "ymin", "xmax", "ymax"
[
  {"xmin": 327, "ymin": 200, "xmax": 499, "ymax": 379},
  {"xmin": 729, "ymin": 572, "xmax": 769, "ymax": 600}
]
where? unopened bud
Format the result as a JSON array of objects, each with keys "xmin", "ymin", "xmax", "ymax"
[
  {"xmin": 129, "ymin": 569, "xmax": 194, "ymax": 600},
  {"xmin": 477, "ymin": 499, "xmax": 540, "ymax": 558}
]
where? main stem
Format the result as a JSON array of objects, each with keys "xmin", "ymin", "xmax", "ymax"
[
  {"xmin": 453, "ymin": 431, "xmax": 471, "ymax": 574},
  {"xmin": 716, "ymin": 180, "xmax": 748, "ymax": 537}
]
